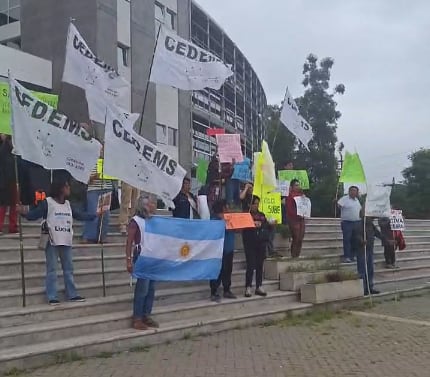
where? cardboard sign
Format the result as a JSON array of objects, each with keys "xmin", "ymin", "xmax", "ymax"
[
  {"xmin": 390, "ymin": 209, "xmax": 405, "ymax": 231},
  {"xmin": 278, "ymin": 170, "xmax": 309, "ymax": 189},
  {"xmin": 294, "ymin": 196, "xmax": 312, "ymax": 218},
  {"xmin": 97, "ymin": 159, "xmax": 117, "ymax": 180},
  {"xmin": 232, "ymin": 158, "xmax": 251, "ymax": 182},
  {"xmin": 260, "ymin": 192, "xmax": 282, "ymax": 224},
  {"xmin": 97, "ymin": 192, "xmax": 112, "ymax": 215},
  {"xmin": 223, "ymin": 213, "xmax": 256, "ymax": 230},
  {"xmin": 0, "ymin": 82, "xmax": 59, "ymax": 135},
  {"xmin": 216, "ymin": 134, "xmax": 243, "ymax": 163}
]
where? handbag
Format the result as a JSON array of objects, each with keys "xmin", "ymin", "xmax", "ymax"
[{"xmin": 38, "ymin": 220, "xmax": 50, "ymax": 250}]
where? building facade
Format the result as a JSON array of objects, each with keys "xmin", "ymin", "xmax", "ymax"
[{"xmin": 0, "ymin": 0, "xmax": 267, "ymax": 172}]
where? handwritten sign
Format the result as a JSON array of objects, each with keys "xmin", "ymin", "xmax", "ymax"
[
  {"xmin": 260, "ymin": 192, "xmax": 282, "ymax": 224},
  {"xmin": 365, "ymin": 185, "xmax": 391, "ymax": 218},
  {"xmin": 278, "ymin": 170, "xmax": 309, "ymax": 189},
  {"xmin": 390, "ymin": 209, "xmax": 405, "ymax": 231},
  {"xmin": 216, "ymin": 134, "xmax": 243, "ymax": 163},
  {"xmin": 196, "ymin": 159, "xmax": 209, "ymax": 184},
  {"xmin": 275, "ymin": 179, "xmax": 290, "ymax": 197},
  {"xmin": 223, "ymin": 213, "xmax": 255, "ymax": 230},
  {"xmin": 232, "ymin": 158, "xmax": 251, "ymax": 182},
  {"xmin": 294, "ymin": 196, "xmax": 312, "ymax": 218},
  {"xmin": 97, "ymin": 159, "xmax": 117, "ymax": 180},
  {"xmin": 97, "ymin": 192, "xmax": 112, "ymax": 215}
]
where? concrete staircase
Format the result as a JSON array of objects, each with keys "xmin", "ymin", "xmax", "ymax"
[{"xmin": 0, "ymin": 215, "xmax": 429, "ymax": 374}]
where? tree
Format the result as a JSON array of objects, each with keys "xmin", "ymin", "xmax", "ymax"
[
  {"xmin": 294, "ymin": 54, "xmax": 345, "ymax": 216},
  {"xmin": 392, "ymin": 149, "xmax": 430, "ymax": 219}
]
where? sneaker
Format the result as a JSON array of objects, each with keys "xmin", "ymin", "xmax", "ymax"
[
  {"xmin": 210, "ymin": 293, "xmax": 221, "ymax": 302},
  {"xmin": 142, "ymin": 316, "xmax": 159, "ymax": 328},
  {"xmin": 244, "ymin": 287, "xmax": 252, "ymax": 298},
  {"xmin": 370, "ymin": 289, "xmax": 380, "ymax": 295},
  {"xmin": 69, "ymin": 296, "xmax": 86, "ymax": 302},
  {"xmin": 223, "ymin": 291, "xmax": 237, "ymax": 299},
  {"xmin": 342, "ymin": 258, "xmax": 353, "ymax": 264},
  {"xmin": 255, "ymin": 287, "xmax": 267, "ymax": 297},
  {"xmin": 132, "ymin": 318, "xmax": 148, "ymax": 330},
  {"xmin": 49, "ymin": 299, "xmax": 60, "ymax": 306}
]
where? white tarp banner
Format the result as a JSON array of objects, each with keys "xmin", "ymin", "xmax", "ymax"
[
  {"xmin": 62, "ymin": 23, "xmax": 131, "ymax": 123},
  {"xmin": 9, "ymin": 77, "xmax": 101, "ymax": 183},
  {"xmin": 365, "ymin": 185, "xmax": 392, "ymax": 218},
  {"xmin": 103, "ymin": 106, "xmax": 186, "ymax": 207},
  {"xmin": 294, "ymin": 196, "xmax": 312, "ymax": 218},
  {"xmin": 150, "ymin": 26, "xmax": 234, "ymax": 90},
  {"xmin": 280, "ymin": 87, "xmax": 313, "ymax": 150}
]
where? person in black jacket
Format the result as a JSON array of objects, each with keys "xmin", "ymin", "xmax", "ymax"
[
  {"xmin": 354, "ymin": 217, "xmax": 381, "ymax": 296},
  {"xmin": 172, "ymin": 177, "xmax": 199, "ymax": 219},
  {"xmin": 0, "ymin": 134, "xmax": 18, "ymax": 235}
]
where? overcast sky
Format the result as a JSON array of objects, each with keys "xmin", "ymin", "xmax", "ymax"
[{"xmin": 195, "ymin": 0, "xmax": 430, "ymax": 184}]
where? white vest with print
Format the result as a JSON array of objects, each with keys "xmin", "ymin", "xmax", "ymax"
[
  {"xmin": 132, "ymin": 215, "xmax": 145, "ymax": 248},
  {"xmin": 46, "ymin": 197, "xmax": 73, "ymax": 246}
]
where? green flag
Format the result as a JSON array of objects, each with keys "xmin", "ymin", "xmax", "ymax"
[
  {"xmin": 0, "ymin": 82, "xmax": 59, "ymax": 135},
  {"xmin": 278, "ymin": 170, "xmax": 310, "ymax": 189},
  {"xmin": 196, "ymin": 159, "xmax": 209, "ymax": 184},
  {"xmin": 339, "ymin": 152, "xmax": 366, "ymax": 183}
]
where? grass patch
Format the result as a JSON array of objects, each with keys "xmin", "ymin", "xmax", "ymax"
[
  {"xmin": 312, "ymin": 270, "xmax": 359, "ymax": 284},
  {"xmin": 129, "ymin": 345, "xmax": 151, "ymax": 353},
  {"xmin": 3, "ymin": 368, "xmax": 25, "ymax": 376},
  {"xmin": 279, "ymin": 309, "xmax": 346, "ymax": 328},
  {"xmin": 96, "ymin": 352, "xmax": 114, "ymax": 359},
  {"xmin": 285, "ymin": 261, "xmax": 340, "ymax": 273},
  {"xmin": 183, "ymin": 332, "xmax": 192, "ymax": 340},
  {"xmin": 54, "ymin": 351, "xmax": 83, "ymax": 364}
]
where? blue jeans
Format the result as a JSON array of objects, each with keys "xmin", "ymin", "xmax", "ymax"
[
  {"xmin": 133, "ymin": 279, "xmax": 155, "ymax": 319},
  {"xmin": 45, "ymin": 242, "xmax": 77, "ymax": 301},
  {"xmin": 83, "ymin": 190, "xmax": 110, "ymax": 242},
  {"xmin": 341, "ymin": 221, "xmax": 360, "ymax": 260},
  {"xmin": 356, "ymin": 242, "xmax": 374, "ymax": 293},
  {"xmin": 225, "ymin": 179, "xmax": 240, "ymax": 206}
]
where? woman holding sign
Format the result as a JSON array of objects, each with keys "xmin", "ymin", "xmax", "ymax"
[{"xmin": 286, "ymin": 179, "xmax": 307, "ymax": 258}]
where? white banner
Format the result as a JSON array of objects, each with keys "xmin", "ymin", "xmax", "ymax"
[
  {"xmin": 294, "ymin": 195, "xmax": 312, "ymax": 218},
  {"xmin": 103, "ymin": 107, "xmax": 186, "ymax": 207},
  {"xmin": 62, "ymin": 23, "xmax": 130, "ymax": 122},
  {"xmin": 390, "ymin": 209, "xmax": 405, "ymax": 231},
  {"xmin": 9, "ymin": 77, "xmax": 101, "ymax": 184},
  {"xmin": 365, "ymin": 185, "xmax": 392, "ymax": 218},
  {"xmin": 280, "ymin": 87, "xmax": 313, "ymax": 150},
  {"xmin": 150, "ymin": 26, "xmax": 233, "ymax": 90}
]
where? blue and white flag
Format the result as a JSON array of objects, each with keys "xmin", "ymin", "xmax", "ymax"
[{"xmin": 133, "ymin": 217, "xmax": 225, "ymax": 281}]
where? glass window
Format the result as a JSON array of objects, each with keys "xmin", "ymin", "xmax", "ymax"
[
  {"xmin": 117, "ymin": 45, "xmax": 129, "ymax": 67},
  {"xmin": 166, "ymin": 8, "xmax": 176, "ymax": 30},
  {"xmin": 156, "ymin": 123, "xmax": 167, "ymax": 144},
  {"xmin": 0, "ymin": 0, "xmax": 20, "ymax": 26},
  {"xmin": 168, "ymin": 127, "xmax": 177, "ymax": 147},
  {"xmin": 155, "ymin": 1, "xmax": 164, "ymax": 22}
]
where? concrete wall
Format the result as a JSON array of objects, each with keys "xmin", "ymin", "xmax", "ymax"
[{"xmin": 0, "ymin": 21, "xmax": 20, "ymax": 43}]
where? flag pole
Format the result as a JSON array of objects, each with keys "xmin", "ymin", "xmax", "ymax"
[
  {"xmin": 14, "ymin": 155, "xmax": 26, "ymax": 307},
  {"xmin": 363, "ymin": 216, "xmax": 373, "ymax": 306},
  {"xmin": 138, "ymin": 24, "xmax": 162, "ymax": 135}
]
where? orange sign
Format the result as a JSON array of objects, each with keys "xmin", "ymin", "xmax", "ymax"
[{"xmin": 223, "ymin": 213, "xmax": 256, "ymax": 230}]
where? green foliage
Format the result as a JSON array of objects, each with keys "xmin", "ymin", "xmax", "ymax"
[
  {"xmin": 391, "ymin": 149, "xmax": 430, "ymax": 219},
  {"xmin": 268, "ymin": 54, "xmax": 345, "ymax": 216},
  {"xmin": 312, "ymin": 269, "xmax": 359, "ymax": 284}
]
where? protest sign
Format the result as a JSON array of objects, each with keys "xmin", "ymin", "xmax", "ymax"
[
  {"xmin": 97, "ymin": 159, "xmax": 117, "ymax": 180},
  {"xmin": 260, "ymin": 192, "xmax": 282, "ymax": 224},
  {"xmin": 278, "ymin": 170, "xmax": 309, "ymax": 189},
  {"xmin": 275, "ymin": 180, "xmax": 290, "ymax": 197},
  {"xmin": 0, "ymin": 82, "xmax": 58, "ymax": 135},
  {"xmin": 390, "ymin": 210, "xmax": 405, "ymax": 231},
  {"xmin": 150, "ymin": 26, "xmax": 233, "ymax": 91},
  {"xmin": 339, "ymin": 152, "xmax": 366, "ymax": 184},
  {"xmin": 196, "ymin": 159, "xmax": 209, "ymax": 184},
  {"xmin": 365, "ymin": 185, "xmax": 391, "ymax": 217},
  {"xmin": 223, "ymin": 213, "xmax": 255, "ymax": 230},
  {"xmin": 294, "ymin": 196, "xmax": 312, "ymax": 218},
  {"xmin": 232, "ymin": 158, "xmax": 251, "ymax": 182},
  {"xmin": 97, "ymin": 192, "xmax": 112, "ymax": 215},
  {"xmin": 206, "ymin": 128, "xmax": 225, "ymax": 136},
  {"xmin": 216, "ymin": 134, "xmax": 243, "ymax": 163},
  {"xmin": 9, "ymin": 77, "xmax": 100, "ymax": 184}
]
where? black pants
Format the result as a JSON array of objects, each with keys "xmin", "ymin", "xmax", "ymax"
[
  {"xmin": 384, "ymin": 244, "xmax": 396, "ymax": 265},
  {"xmin": 244, "ymin": 239, "xmax": 266, "ymax": 288},
  {"xmin": 210, "ymin": 251, "xmax": 234, "ymax": 294}
]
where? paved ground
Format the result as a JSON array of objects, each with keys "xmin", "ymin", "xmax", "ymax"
[{"xmin": 19, "ymin": 294, "xmax": 430, "ymax": 377}]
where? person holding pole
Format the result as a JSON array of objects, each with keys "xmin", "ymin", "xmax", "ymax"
[
  {"xmin": 286, "ymin": 179, "xmax": 306, "ymax": 258},
  {"xmin": 338, "ymin": 185, "xmax": 362, "ymax": 263},
  {"xmin": 0, "ymin": 134, "xmax": 18, "ymax": 235},
  {"xmin": 19, "ymin": 178, "xmax": 95, "ymax": 305},
  {"xmin": 125, "ymin": 193, "xmax": 159, "ymax": 330}
]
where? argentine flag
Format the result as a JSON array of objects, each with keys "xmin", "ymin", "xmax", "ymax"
[{"xmin": 133, "ymin": 217, "xmax": 225, "ymax": 281}]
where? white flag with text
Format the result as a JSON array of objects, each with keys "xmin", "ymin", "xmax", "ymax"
[
  {"xmin": 9, "ymin": 77, "xmax": 101, "ymax": 184},
  {"xmin": 280, "ymin": 87, "xmax": 313, "ymax": 150},
  {"xmin": 365, "ymin": 185, "xmax": 392, "ymax": 218},
  {"xmin": 150, "ymin": 26, "xmax": 233, "ymax": 90},
  {"xmin": 62, "ymin": 23, "xmax": 130, "ymax": 123},
  {"xmin": 103, "ymin": 107, "xmax": 186, "ymax": 207}
]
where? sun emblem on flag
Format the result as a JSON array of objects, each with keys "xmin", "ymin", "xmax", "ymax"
[{"xmin": 180, "ymin": 243, "xmax": 190, "ymax": 258}]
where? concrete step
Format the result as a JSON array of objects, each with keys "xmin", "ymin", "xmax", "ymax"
[
  {"xmin": 0, "ymin": 296, "xmax": 311, "ymax": 374},
  {"xmin": 0, "ymin": 272, "xmax": 280, "ymax": 308},
  {"xmin": 374, "ymin": 273, "xmax": 430, "ymax": 292},
  {"xmin": 374, "ymin": 264, "xmax": 430, "ymax": 280},
  {"xmin": 0, "ymin": 258, "xmax": 248, "ymax": 290},
  {"xmin": 0, "ymin": 290, "xmax": 299, "ymax": 350}
]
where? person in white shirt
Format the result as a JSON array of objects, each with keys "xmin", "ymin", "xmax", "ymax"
[{"xmin": 337, "ymin": 186, "xmax": 362, "ymax": 263}]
